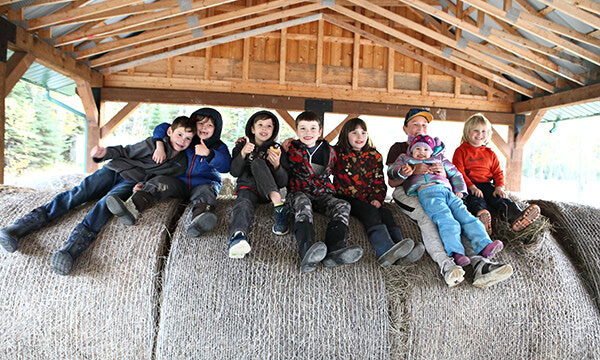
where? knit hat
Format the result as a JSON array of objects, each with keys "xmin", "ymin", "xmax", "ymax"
[
  {"xmin": 408, "ymin": 134, "xmax": 437, "ymax": 155},
  {"xmin": 404, "ymin": 108, "xmax": 433, "ymax": 127}
]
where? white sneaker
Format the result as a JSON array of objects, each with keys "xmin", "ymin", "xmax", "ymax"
[
  {"xmin": 229, "ymin": 237, "xmax": 251, "ymax": 259},
  {"xmin": 444, "ymin": 266, "xmax": 465, "ymax": 287},
  {"xmin": 473, "ymin": 261, "xmax": 513, "ymax": 288}
]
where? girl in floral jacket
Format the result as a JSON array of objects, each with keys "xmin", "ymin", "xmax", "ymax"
[{"xmin": 333, "ymin": 118, "xmax": 423, "ymax": 267}]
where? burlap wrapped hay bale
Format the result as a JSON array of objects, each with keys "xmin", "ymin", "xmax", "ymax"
[
  {"xmin": 0, "ymin": 186, "xmax": 180, "ymax": 359},
  {"xmin": 531, "ymin": 200, "xmax": 600, "ymax": 310},
  {"xmin": 155, "ymin": 198, "xmax": 389, "ymax": 360},
  {"xmin": 384, "ymin": 218, "xmax": 600, "ymax": 360}
]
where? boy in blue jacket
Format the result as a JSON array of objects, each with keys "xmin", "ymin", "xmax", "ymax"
[{"xmin": 106, "ymin": 108, "xmax": 231, "ymax": 237}]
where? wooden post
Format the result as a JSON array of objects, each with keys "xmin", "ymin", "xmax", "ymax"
[
  {"xmin": 0, "ymin": 59, "xmax": 5, "ymax": 184},
  {"xmin": 76, "ymin": 80, "xmax": 100, "ymax": 173}
]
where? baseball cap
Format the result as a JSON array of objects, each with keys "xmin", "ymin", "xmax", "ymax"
[{"xmin": 404, "ymin": 109, "xmax": 433, "ymax": 127}]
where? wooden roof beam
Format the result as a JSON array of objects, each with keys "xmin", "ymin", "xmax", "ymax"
[
  {"xmin": 394, "ymin": 0, "xmax": 586, "ymax": 85},
  {"xmin": 323, "ymin": 13, "xmax": 513, "ymax": 101},
  {"xmin": 562, "ymin": 0, "xmax": 600, "ymax": 16},
  {"xmin": 330, "ymin": 5, "xmax": 534, "ymax": 97},
  {"xmin": 3, "ymin": 17, "xmax": 102, "ymax": 86},
  {"xmin": 460, "ymin": 0, "xmax": 600, "ymax": 66},
  {"xmin": 101, "ymin": 12, "xmax": 324, "ymax": 73},
  {"xmin": 93, "ymin": 3, "xmax": 324, "ymax": 68},
  {"xmin": 76, "ymin": 0, "xmax": 300, "ymax": 59},
  {"xmin": 55, "ymin": 0, "xmax": 235, "ymax": 45},
  {"xmin": 513, "ymin": 82, "xmax": 600, "ymax": 113}
]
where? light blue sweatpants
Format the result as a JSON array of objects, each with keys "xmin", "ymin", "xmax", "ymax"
[{"xmin": 417, "ymin": 184, "xmax": 491, "ymax": 256}]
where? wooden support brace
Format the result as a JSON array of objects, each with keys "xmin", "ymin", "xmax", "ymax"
[
  {"xmin": 0, "ymin": 60, "xmax": 5, "ymax": 183},
  {"xmin": 100, "ymin": 102, "xmax": 141, "ymax": 138},
  {"xmin": 325, "ymin": 114, "xmax": 360, "ymax": 143},
  {"xmin": 5, "ymin": 51, "xmax": 35, "ymax": 97},
  {"xmin": 275, "ymin": 109, "xmax": 296, "ymax": 131}
]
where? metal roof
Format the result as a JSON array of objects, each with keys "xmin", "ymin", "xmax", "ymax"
[
  {"xmin": 543, "ymin": 101, "xmax": 600, "ymax": 122},
  {"xmin": 7, "ymin": 49, "xmax": 76, "ymax": 96}
]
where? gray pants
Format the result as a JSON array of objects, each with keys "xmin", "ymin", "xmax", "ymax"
[
  {"xmin": 287, "ymin": 192, "xmax": 350, "ymax": 225},
  {"xmin": 141, "ymin": 176, "xmax": 217, "ymax": 206}
]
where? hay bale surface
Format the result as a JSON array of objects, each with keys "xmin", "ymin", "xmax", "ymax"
[
  {"xmin": 385, "ymin": 219, "xmax": 600, "ymax": 360},
  {"xmin": 0, "ymin": 186, "xmax": 179, "ymax": 359},
  {"xmin": 155, "ymin": 198, "xmax": 389, "ymax": 360},
  {"xmin": 531, "ymin": 200, "xmax": 600, "ymax": 310}
]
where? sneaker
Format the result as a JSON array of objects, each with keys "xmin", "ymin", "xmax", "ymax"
[
  {"xmin": 106, "ymin": 195, "xmax": 139, "ymax": 226},
  {"xmin": 480, "ymin": 240, "xmax": 504, "ymax": 258},
  {"xmin": 229, "ymin": 232, "xmax": 251, "ymax": 259},
  {"xmin": 477, "ymin": 209, "xmax": 492, "ymax": 236},
  {"xmin": 272, "ymin": 205, "xmax": 289, "ymax": 235},
  {"xmin": 453, "ymin": 253, "xmax": 471, "ymax": 267},
  {"xmin": 473, "ymin": 261, "xmax": 514, "ymax": 288},
  {"xmin": 444, "ymin": 266, "xmax": 465, "ymax": 287},
  {"xmin": 511, "ymin": 204, "xmax": 540, "ymax": 232}
]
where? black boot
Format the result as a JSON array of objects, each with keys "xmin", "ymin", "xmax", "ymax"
[
  {"xmin": 295, "ymin": 221, "xmax": 327, "ymax": 273},
  {"xmin": 0, "ymin": 207, "xmax": 49, "ymax": 253},
  {"xmin": 50, "ymin": 223, "xmax": 97, "ymax": 275},
  {"xmin": 106, "ymin": 191, "xmax": 154, "ymax": 225},
  {"xmin": 187, "ymin": 203, "xmax": 218, "ymax": 237},
  {"xmin": 322, "ymin": 220, "xmax": 363, "ymax": 268}
]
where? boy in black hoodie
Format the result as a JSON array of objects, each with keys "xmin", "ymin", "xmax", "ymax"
[
  {"xmin": 0, "ymin": 116, "xmax": 195, "ymax": 275},
  {"xmin": 227, "ymin": 111, "xmax": 289, "ymax": 258}
]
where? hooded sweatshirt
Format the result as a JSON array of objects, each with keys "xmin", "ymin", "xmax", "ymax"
[
  {"xmin": 230, "ymin": 110, "xmax": 288, "ymax": 193},
  {"xmin": 153, "ymin": 108, "xmax": 231, "ymax": 194}
]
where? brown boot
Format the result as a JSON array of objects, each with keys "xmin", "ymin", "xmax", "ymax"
[{"xmin": 187, "ymin": 203, "xmax": 218, "ymax": 237}]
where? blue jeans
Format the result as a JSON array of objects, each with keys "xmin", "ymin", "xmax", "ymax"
[
  {"xmin": 43, "ymin": 167, "xmax": 136, "ymax": 233},
  {"xmin": 417, "ymin": 185, "xmax": 491, "ymax": 256}
]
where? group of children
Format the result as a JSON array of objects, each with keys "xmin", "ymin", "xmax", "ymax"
[{"xmin": 0, "ymin": 106, "xmax": 539, "ymax": 287}]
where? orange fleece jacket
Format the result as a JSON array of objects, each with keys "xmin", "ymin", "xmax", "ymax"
[{"xmin": 452, "ymin": 142, "xmax": 504, "ymax": 188}]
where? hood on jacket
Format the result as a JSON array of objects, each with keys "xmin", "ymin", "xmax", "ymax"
[
  {"xmin": 190, "ymin": 107, "xmax": 223, "ymax": 148},
  {"xmin": 245, "ymin": 110, "xmax": 280, "ymax": 146}
]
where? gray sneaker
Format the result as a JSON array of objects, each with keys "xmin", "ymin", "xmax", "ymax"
[
  {"xmin": 443, "ymin": 266, "xmax": 465, "ymax": 287},
  {"xmin": 473, "ymin": 261, "xmax": 514, "ymax": 288}
]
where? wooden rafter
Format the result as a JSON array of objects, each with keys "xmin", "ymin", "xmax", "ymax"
[
  {"xmin": 75, "ymin": 0, "xmax": 299, "ymax": 59},
  {"xmin": 513, "ymin": 82, "xmax": 600, "ymax": 114},
  {"xmin": 91, "ymin": 2, "xmax": 324, "ymax": 67},
  {"xmin": 533, "ymin": 0, "xmax": 600, "ymax": 29},
  {"xmin": 5, "ymin": 51, "xmax": 35, "ymax": 96},
  {"xmin": 324, "ymin": 13, "xmax": 512, "ymax": 101}
]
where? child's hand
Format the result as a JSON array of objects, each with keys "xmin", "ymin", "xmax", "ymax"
[
  {"xmin": 195, "ymin": 139, "xmax": 210, "ymax": 156},
  {"xmin": 281, "ymin": 138, "xmax": 294, "ymax": 152},
  {"xmin": 455, "ymin": 192, "xmax": 464, "ymax": 199},
  {"xmin": 241, "ymin": 137, "xmax": 255, "ymax": 158},
  {"xmin": 400, "ymin": 164, "xmax": 414, "ymax": 178},
  {"xmin": 267, "ymin": 146, "xmax": 281, "ymax": 168},
  {"xmin": 370, "ymin": 200, "xmax": 382, "ymax": 208},
  {"xmin": 153, "ymin": 142, "xmax": 166, "ymax": 164},
  {"xmin": 133, "ymin": 183, "xmax": 143, "ymax": 192},
  {"xmin": 428, "ymin": 162, "xmax": 445, "ymax": 175},
  {"xmin": 235, "ymin": 136, "xmax": 245, "ymax": 146},
  {"xmin": 90, "ymin": 145, "xmax": 106, "ymax": 158},
  {"xmin": 493, "ymin": 186, "xmax": 507, "ymax": 199},
  {"xmin": 468, "ymin": 185, "xmax": 484, "ymax": 198}
]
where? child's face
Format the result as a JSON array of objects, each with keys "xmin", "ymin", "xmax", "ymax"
[
  {"xmin": 167, "ymin": 126, "xmax": 195, "ymax": 152},
  {"xmin": 196, "ymin": 117, "xmax": 215, "ymax": 141},
  {"xmin": 412, "ymin": 146, "xmax": 432, "ymax": 160},
  {"xmin": 468, "ymin": 123, "xmax": 489, "ymax": 147},
  {"xmin": 348, "ymin": 125, "xmax": 368, "ymax": 151},
  {"xmin": 251, "ymin": 118, "xmax": 274, "ymax": 145},
  {"xmin": 403, "ymin": 116, "xmax": 429, "ymax": 136},
  {"xmin": 296, "ymin": 120, "xmax": 322, "ymax": 148}
]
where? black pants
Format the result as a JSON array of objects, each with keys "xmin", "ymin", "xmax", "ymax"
[
  {"xmin": 464, "ymin": 182, "xmax": 519, "ymax": 221},
  {"xmin": 338, "ymin": 196, "xmax": 397, "ymax": 230}
]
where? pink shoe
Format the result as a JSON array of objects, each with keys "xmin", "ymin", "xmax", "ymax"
[
  {"xmin": 480, "ymin": 240, "xmax": 504, "ymax": 258},
  {"xmin": 453, "ymin": 253, "xmax": 471, "ymax": 267}
]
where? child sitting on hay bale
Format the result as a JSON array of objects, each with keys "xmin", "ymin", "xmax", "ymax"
[
  {"xmin": 0, "ymin": 116, "xmax": 196, "ymax": 275},
  {"xmin": 452, "ymin": 113, "xmax": 541, "ymax": 235}
]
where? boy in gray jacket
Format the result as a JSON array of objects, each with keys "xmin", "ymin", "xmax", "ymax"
[{"xmin": 0, "ymin": 116, "xmax": 195, "ymax": 275}]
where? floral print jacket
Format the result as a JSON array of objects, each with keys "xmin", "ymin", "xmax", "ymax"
[{"xmin": 333, "ymin": 146, "xmax": 387, "ymax": 204}]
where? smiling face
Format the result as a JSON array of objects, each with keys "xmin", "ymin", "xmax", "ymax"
[
  {"xmin": 348, "ymin": 125, "xmax": 368, "ymax": 151},
  {"xmin": 411, "ymin": 145, "xmax": 432, "ymax": 160},
  {"xmin": 296, "ymin": 120, "xmax": 322, "ymax": 148},
  {"xmin": 167, "ymin": 126, "xmax": 195, "ymax": 152},
  {"xmin": 196, "ymin": 117, "xmax": 215, "ymax": 141},
  {"xmin": 403, "ymin": 116, "xmax": 429, "ymax": 137},
  {"xmin": 468, "ymin": 123, "xmax": 490, "ymax": 147},
  {"xmin": 251, "ymin": 118, "xmax": 274, "ymax": 146}
]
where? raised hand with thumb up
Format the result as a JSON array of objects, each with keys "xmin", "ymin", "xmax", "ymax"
[{"xmin": 195, "ymin": 139, "xmax": 210, "ymax": 156}]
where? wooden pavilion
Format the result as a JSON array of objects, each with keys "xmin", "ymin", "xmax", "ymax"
[{"xmin": 1, "ymin": 0, "xmax": 599, "ymax": 190}]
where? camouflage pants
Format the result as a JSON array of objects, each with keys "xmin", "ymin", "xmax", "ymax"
[{"xmin": 287, "ymin": 192, "xmax": 350, "ymax": 225}]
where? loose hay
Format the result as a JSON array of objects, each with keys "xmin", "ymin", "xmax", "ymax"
[
  {"xmin": 0, "ymin": 186, "xmax": 180, "ymax": 359},
  {"xmin": 155, "ymin": 198, "xmax": 390, "ymax": 360},
  {"xmin": 531, "ymin": 200, "xmax": 600, "ymax": 311}
]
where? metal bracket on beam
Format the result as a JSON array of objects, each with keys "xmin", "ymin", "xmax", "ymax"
[
  {"xmin": 177, "ymin": 0, "xmax": 192, "ymax": 12},
  {"xmin": 322, "ymin": 0, "xmax": 334, "ymax": 6},
  {"xmin": 506, "ymin": 6, "xmax": 521, "ymax": 23},
  {"xmin": 457, "ymin": 37, "xmax": 469, "ymax": 50},
  {"xmin": 0, "ymin": 18, "xmax": 17, "ymax": 63},
  {"xmin": 305, "ymin": 99, "xmax": 333, "ymax": 124},
  {"xmin": 514, "ymin": 114, "xmax": 525, "ymax": 139},
  {"xmin": 442, "ymin": 46, "xmax": 453, "ymax": 58},
  {"xmin": 479, "ymin": 24, "xmax": 491, "ymax": 38}
]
